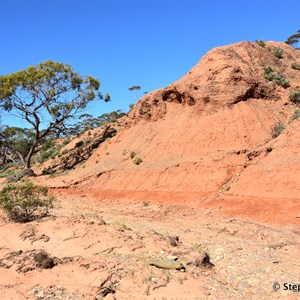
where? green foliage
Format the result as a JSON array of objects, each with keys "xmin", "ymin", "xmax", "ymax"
[
  {"xmin": 263, "ymin": 67, "xmax": 290, "ymax": 88},
  {"xmin": 289, "ymin": 88, "xmax": 300, "ymax": 104},
  {"xmin": 104, "ymin": 93, "xmax": 111, "ymax": 102},
  {"xmin": 61, "ymin": 149, "xmax": 69, "ymax": 155},
  {"xmin": 62, "ymin": 138, "xmax": 71, "ymax": 146},
  {"xmin": 273, "ymin": 47, "xmax": 284, "ymax": 59},
  {"xmin": 37, "ymin": 149, "xmax": 56, "ymax": 163},
  {"xmin": 274, "ymin": 75, "xmax": 290, "ymax": 88},
  {"xmin": 133, "ymin": 156, "xmax": 143, "ymax": 165},
  {"xmin": 271, "ymin": 122, "xmax": 285, "ymax": 138},
  {"xmin": 128, "ymin": 85, "xmax": 141, "ymax": 101},
  {"xmin": 128, "ymin": 86, "xmax": 141, "ymax": 92},
  {"xmin": 291, "ymin": 109, "xmax": 300, "ymax": 121},
  {"xmin": 291, "ymin": 62, "xmax": 300, "ymax": 70},
  {"xmin": 0, "ymin": 181, "xmax": 55, "ymax": 222},
  {"xmin": 130, "ymin": 151, "xmax": 136, "ymax": 159},
  {"xmin": 264, "ymin": 67, "xmax": 275, "ymax": 81},
  {"xmin": 40, "ymin": 139, "xmax": 55, "ymax": 152},
  {"xmin": 255, "ymin": 40, "xmax": 266, "ymax": 47},
  {"xmin": 0, "ymin": 60, "xmax": 104, "ymax": 169},
  {"xmin": 69, "ymin": 110, "xmax": 125, "ymax": 136},
  {"xmin": 285, "ymin": 29, "xmax": 300, "ymax": 49},
  {"xmin": 0, "ymin": 127, "xmax": 34, "ymax": 158}
]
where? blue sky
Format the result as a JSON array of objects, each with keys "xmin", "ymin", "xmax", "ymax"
[{"xmin": 0, "ymin": 0, "xmax": 299, "ymax": 126}]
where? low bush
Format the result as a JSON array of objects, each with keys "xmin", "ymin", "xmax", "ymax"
[
  {"xmin": 61, "ymin": 149, "xmax": 69, "ymax": 155},
  {"xmin": 62, "ymin": 138, "xmax": 71, "ymax": 146},
  {"xmin": 130, "ymin": 151, "xmax": 136, "ymax": 159},
  {"xmin": 255, "ymin": 40, "xmax": 266, "ymax": 47},
  {"xmin": 291, "ymin": 62, "xmax": 300, "ymax": 70},
  {"xmin": 271, "ymin": 122, "xmax": 285, "ymax": 138},
  {"xmin": 0, "ymin": 181, "xmax": 55, "ymax": 222},
  {"xmin": 264, "ymin": 67, "xmax": 275, "ymax": 81},
  {"xmin": 274, "ymin": 75, "xmax": 290, "ymax": 88},
  {"xmin": 133, "ymin": 156, "xmax": 143, "ymax": 165},
  {"xmin": 291, "ymin": 109, "xmax": 300, "ymax": 121},
  {"xmin": 40, "ymin": 139, "xmax": 55, "ymax": 152},
  {"xmin": 263, "ymin": 67, "xmax": 290, "ymax": 88},
  {"xmin": 273, "ymin": 47, "xmax": 284, "ymax": 59},
  {"xmin": 289, "ymin": 88, "xmax": 300, "ymax": 104}
]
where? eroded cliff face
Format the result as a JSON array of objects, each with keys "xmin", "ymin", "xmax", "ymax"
[
  {"xmin": 39, "ymin": 41, "xmax": 300, "ymax": 200},
  {"xmin": 127, "ymin": 41, "xmax": 299, "ymax": 123}
]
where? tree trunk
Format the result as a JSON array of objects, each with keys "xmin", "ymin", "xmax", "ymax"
[{"xmin": 25, "ymin": 140, "xmax": 38, "ymax": 170}]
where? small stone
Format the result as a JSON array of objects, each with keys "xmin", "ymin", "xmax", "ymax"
[
  {"xmin": 36, "ymin": 291, "xmax": 45, "ymax": 299},
  {"xmin": 217, "ymin": 276, "xmax": 228, "ymax": 285},
  {"xmin": 166, "ymin": 255, "xmax": 178, "ymax": 260},
  {"xmin": 239, "ymin": 280, "xmax": 251, "ymax": 289}
]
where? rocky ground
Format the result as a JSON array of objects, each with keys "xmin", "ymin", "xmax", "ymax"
[{"xmin": 0, "ymin": 191, "xmax": 299, "ymax": 300}]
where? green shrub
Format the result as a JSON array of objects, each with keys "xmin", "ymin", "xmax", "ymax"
[
  {"xmin": 40, "ymin": 139, "xmax": 55, "ymax": 152},
  {"xmin": 37, "ymin": 148, "xmax": 56, "ymax": 163},
  {"xmin": 61, "ymin": 149, "xmax": 69, "ymax": 155},
  {"xmin": 271, "ymin": 122, "xmax": 285, "ymax": 138},
  {"xmin": 263, "ymin": 67, "xmax": 290, "ymax": 88},
  {"xmin": 291, "ymin": 109, "xmax": 300, "ymax": 121},
  {"xmin": 264, "ymin": 67, "xmax": 275, "ymax": 81},
  {"xmin": 62, "ymin": 138, "xmax": 71, "ymax": 146},
  {"xmin": 291, "ymin": 62, "xmax": 300, "ymax": 70},
  {"xmin": 133, "ymin": 156, "xmax": 143, "ymax": 165},
  {"xmin": 273, "ymin": 47, "xmax": 284, "ymax": 59},
  {"xmin": 0, "ymin": 181, "xmax": 55, "ymax": 222},
  {"xmin": 255, "ymin": 40, "xmax": 266, "ymax": 47},
  {"xmin": 274, "ymin": 75, "xmax": 290, "ymax": 88},
  {"xmin": 130, "ymin": 151, "xmax": 136, "ymax": 159},
  {"xmin": 289, "ymin": 88, "xmax": 300, "ymax": 104}
]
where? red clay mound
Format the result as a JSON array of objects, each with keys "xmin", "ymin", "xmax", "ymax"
[{"xmin": 37, "ymin": 41, "xmax": 300, "ymax": 224}]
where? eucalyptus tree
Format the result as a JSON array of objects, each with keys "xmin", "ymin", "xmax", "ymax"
[{"xmin": 0, "ymin": 60, "xmax": 107, "ymax": 169}]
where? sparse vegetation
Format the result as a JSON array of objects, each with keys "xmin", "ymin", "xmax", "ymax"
[
  {"xmin": 62, "ymin": 138, "xmax": 71, "ymax": 146},
  {"xmin": 263, "ymin": 67, "xmax": 290, "ymax": 88},
  {"xmin": 274, "ymin": 75, "xmax": 290, "ymax": 88},
  {"xmin": 0, "ymin": 181, "xmax": 55, "ymax": 222},
  {"xmin": 273, "ymin": 47, "xmax": 284, "ymax": 59},
  {"xmin": 133, "ymin": 156, "xmax": 143, "ymax": 165},
  {"xmin": 255, "ymin": 40, "xmax": 266, "ymax": 47},
  {"xmin": 61, "ymin": 149, "xmax": 69, "ymax": 155},
  {"xmin": 130, "ymin": 151, "xmax": 136, "ymax": 159},
  {"xmin": 291, "ymin": 62, "xmax": 300, "ymax": 70},
  {"xmin": 289, "ymin": 88, "xmax": 300, "ymax": 104},
  {"xmin": 0, "ymin": 61, "xmax": 104, "ymax": 169},
  {"xmin": 271, "ymin": 122, "xmax": 285, "ymax": 138},
  {"xmin": 291, "ymin": 109, "xmax": 300, "ymax": 121},
  {"xmin": 285, "ymin": 29, "xmax": 300, "ymax": 49},
  {"xmin": 37, "ymin": 148, "xmax": 56, "ymax": 163}
]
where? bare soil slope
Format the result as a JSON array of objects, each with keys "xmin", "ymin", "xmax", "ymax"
[{"xmin": 38, "ymin": 41, "xmax": 300, "ymax": 224}]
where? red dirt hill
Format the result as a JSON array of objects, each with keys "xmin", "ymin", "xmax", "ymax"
[{"xmin": 38, "ymin": 41, "xmax": 300, "ymax": 224}]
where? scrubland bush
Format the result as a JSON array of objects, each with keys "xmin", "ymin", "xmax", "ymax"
[
  {"xmin": 263, "ymin": 67, "xmax": 290, "ymax": 88},
  {"xmin": 291, "ymin": 62, "xmax": 300, "ymax": 70},
  {"xmin": 255, "ymin": 40, "xmax": 266, "ymax": 47},
  {"xmin": 0, "ymin": 181, "xmax": 55, "ymax": 222},
  {"xmin": 271, "ymin": 122, "xmax": 285, "ymax": 138},
  {"xmin": 273, "ymin": 47, "xmax": 284, "ymax": 59},
  {"xmin": 289, "ymin": 88, "xmax": 300, "ymax": 104}
]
